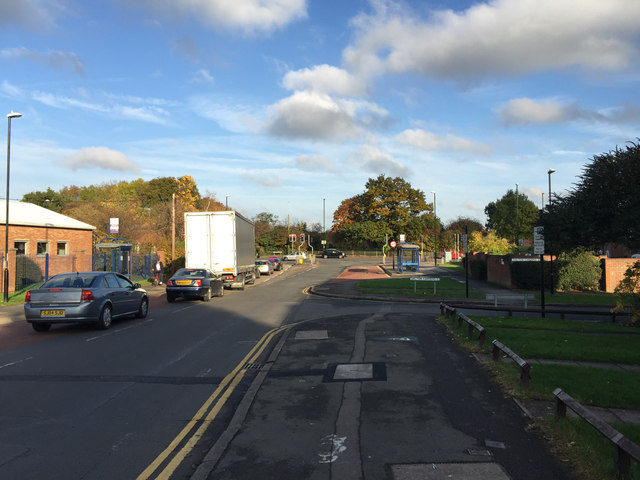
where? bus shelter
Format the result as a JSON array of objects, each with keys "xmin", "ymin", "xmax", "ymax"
[
  {"xmin": 95, "ymin": 237, "xmax": 132, "ymax": 277},
  {"xmin": 396, "ymin": 242, "xmax": 420, "ymax": 273}
]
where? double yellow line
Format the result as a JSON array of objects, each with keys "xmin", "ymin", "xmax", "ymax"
[{"xmin": 137, "ymin": 325, "xmax": 288, "ymax": 480}]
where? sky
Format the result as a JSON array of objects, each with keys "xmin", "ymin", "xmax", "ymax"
[{"xmin": 1, "ymin": 0, "xmax": 639, "ymax": 232}]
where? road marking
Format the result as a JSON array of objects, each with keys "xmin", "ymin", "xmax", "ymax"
[
  {"xmin": 0, "ymin": 356, "xmax": 33, "ymax": 369},
  {"xmin": 85, "ymin": 319, "xmax": 154, "ymax": 342},
  {"xmin": 137, "ymin": 324, "xmax": 289, "ymax": 480}
]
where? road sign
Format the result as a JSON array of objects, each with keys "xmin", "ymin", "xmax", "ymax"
[
  {"xmin": 462, "ymin": 234, "xmax": 468, "ymax": 254},
  {"xmin": 533, "ymin": 226, "xmax": 545, "ymax": 254},
  {"xmin": 390, "ymin": 240, "xmax": 397, "ymax": 248}
]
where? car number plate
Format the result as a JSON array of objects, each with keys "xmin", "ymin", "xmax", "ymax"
[
  {"xmin": 41, "ymin": 310, "xmax": 65, "ymax": 317},
  {"xmin": 176, "ymin": 280, "xmax": 192, "ymax": 286}
]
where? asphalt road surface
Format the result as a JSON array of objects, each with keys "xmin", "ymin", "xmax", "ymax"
[{"xmin": 0, "ymin": 258, "xmax": 569, "ymax": 479}]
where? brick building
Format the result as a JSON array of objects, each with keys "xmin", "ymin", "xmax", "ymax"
[{"xmin": 0, "ymin": 200, "xmax": 96, "ymax": 293}]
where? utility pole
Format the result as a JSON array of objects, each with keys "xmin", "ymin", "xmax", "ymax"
[{"xmin": 171, "ymin": 193, "xmax": 175, "ymax": 262}]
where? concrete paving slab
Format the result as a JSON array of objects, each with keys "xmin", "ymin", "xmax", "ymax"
[{"xmin": 391, "ymin": 462, "xmax": 511, "ymax": 479}]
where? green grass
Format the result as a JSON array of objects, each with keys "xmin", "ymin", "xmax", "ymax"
[
  {"xmin": 441, "ymin": 312, "xmax": 640, "ymax": 479},
  {"xmin": 355, "ymin": 277, "xmax": 484, "ymax": 298},
  {"xmin": 492, "ymin": 362, "xmax": 640, "ymax": 409},
  {"xmin": 540, "ymin": 417, "xmax": 640, "ymax": 480}
]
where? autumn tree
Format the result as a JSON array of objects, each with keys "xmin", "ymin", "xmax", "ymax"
[
  {"xmin": 468, "ymin": 231, "xmax": 514, "ymax": 255},
  {"xmin": 332, "ymin": 175, "xmax": 432, "ymax": 247}
]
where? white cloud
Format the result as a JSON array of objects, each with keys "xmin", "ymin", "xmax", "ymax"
[
  {"xmin": 295, "ymin": 154, "xmax": 333, "ymax": 170},
  {"xmin": 283, "ymin": 64, "xmax": 366, "ymax": 96},
  {"xmin": 349, "ymin": 145, "xmax": 409, "ymax": 177},
  {"xmin": 263, "ymin": 90, "xmax": 388, "ymax": 140},
  {"xmin": 244, "ymin": 171, "xmax": 284, "ymax": 187},
  {"xmin": 66, "ymin": 147, "xmax": 140, "ymax": 172},
  {"xmin": 498, "ymin": 98, "xmax": 640, "ymax": 126},
  {"xmin": 0, "ymin": 0, "xmax": 61, "ymax": 31},
  {"xmin": 344, "ymin": 0, "xmax": 640, "ymax": 80},
  {"xmin": 1, "ymin": 81, "xmax": 24, "ymax": 98},
  {"xmin": 31, "ymin": 90, "xmax": 171, "ymax": 124},
  {"xmin": 191, "ymin": 69, "xmax": 215, "ymax": 83},
  {"xmin": 397, "ymin": 128, "xmax": 492, "ymax": 155},
  {"xmin": 134, "ymin": 0, "xmax": 308, "ymax": 34},
  {"xmin": 1, "ymin": 47, "xmax": 84, "ymax": 74}
]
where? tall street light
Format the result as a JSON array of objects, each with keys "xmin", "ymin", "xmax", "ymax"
[
  {"xmin": 5, "ymin": 111, "xmax": 22, "ymax": 302},
  {"xmin": 547, "ymin": 168, "xmax": 556, "ymax": 294},
  {"xmin": 225, "ymin": 194, "xmax": 230, "ymax": 210},
  {"xmin": 432, "ymin": 191, "xmax": 437, "ymax": 267}
]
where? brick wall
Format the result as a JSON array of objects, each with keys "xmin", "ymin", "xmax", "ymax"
[
  {"xmin": 486, "ymin": 255, "xmax": 512, "ymax": 288},
  {"xmin": 0, "ymin": 225, "xmax": 93, "ymax": 293},
  {"xmin": 601, "ymin": 258, "xmax": 639, "ymax": 293}
]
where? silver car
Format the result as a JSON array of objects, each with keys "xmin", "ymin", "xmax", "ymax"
[{"xmin": 24, "ymin": 272, "xmax": 148, "ymax": 332}]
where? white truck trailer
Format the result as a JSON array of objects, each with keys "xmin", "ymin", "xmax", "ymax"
[{"xmin": 184, "ymin": 211, "xmax": 257, "ymax": 289}]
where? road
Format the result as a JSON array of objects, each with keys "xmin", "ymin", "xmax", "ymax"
[
  {"xmin": 0, "ymin": 258, "xmax": 569, "ymax": 479},
  {"xmin": 0, "ymin": 258, "xmax": 351, "ymax": 479}
]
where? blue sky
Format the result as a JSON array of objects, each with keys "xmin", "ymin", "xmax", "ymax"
[{"xmin": 2, "ymin": 0, "xmax": 639, "ymax": 230}]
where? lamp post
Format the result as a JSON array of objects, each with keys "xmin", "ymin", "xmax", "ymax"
[
  {"xmin": 547, "ymin": 168, "xmax": 556, "ymax": 294},
  {"xmin": 225, "ymin": 195, "xmax": 230, "ymax": 210},
  {"xmin": 5, "ymin": 111, "xmax": 21, "ymax": 302},
  {"xmin": 432, "ymin": 191, "xmax": 437, "ymax": 267},
  {"xmin": 515, "ymin": 183, "xmax": 519, "ymax": 242}
]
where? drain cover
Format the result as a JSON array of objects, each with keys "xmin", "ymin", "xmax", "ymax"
[
  {"xmin": 323, "ymin": 362, "xmax": 387, "ymax": 382},
  {"xmin": 295, "ymin": 330, "xmax": 329, "ymax": 340}
]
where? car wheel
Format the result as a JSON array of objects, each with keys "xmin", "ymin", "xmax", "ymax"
[
  {"xmin": 32, "ymin": 322, "xmax": 51, "ymax": 332},
  {"xmin": 136, "ymin": 298, "xmax": 149, "ymax": 318},
  {"xmin": 202, "ymin": 288, "xmax": 212, "ymax": 302},
  {"xmin": 217, "ymin": 284, "xmax": 224, "ymax": 297},
  {"xmin": 96, "ymin": 304, "xmax": 112, "ymax": 330},
  {"xmin": 323, "ymin": 254, "xmax": 328, "ymax": 258},
  {"xmin": 166, "ymin": 294, "xmax": 175, "ymax": 303}
]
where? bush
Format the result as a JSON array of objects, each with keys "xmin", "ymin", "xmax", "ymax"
[
  {"xmin": 614, "ymin": 260, "xmax": 640, "ymax": 325},
  {"xmin": 511, "ymin": 260, "xmax": 545, "ymax": 289},
  {"xmin": 469, "ymin": 259, "xmax": 486, "ymax": 280},
  {"xmin": 556, "ymin": 249, "xmax": 601, "ymax": 292}
]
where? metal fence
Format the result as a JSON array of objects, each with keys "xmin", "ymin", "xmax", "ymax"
[{"xmin": 11, "ymin": 252, "xmax": 160, "ymax": 291}]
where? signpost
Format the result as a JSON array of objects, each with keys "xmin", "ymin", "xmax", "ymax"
[
  {"xmin": 534, "ymin": 226, "xmax": 546, "ymax": 317},
  {"xmin": 409, "ymin": 276, "xmax": 440, "ymax": 294}
]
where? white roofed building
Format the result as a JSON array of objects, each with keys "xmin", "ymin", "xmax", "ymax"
[{"xmin": 0, "ymin": 200, "xmax": 96, "ymax": 293}]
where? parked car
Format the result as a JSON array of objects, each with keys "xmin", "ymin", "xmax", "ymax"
[
  {"xmin": 282, "ymin": 251, "xmax": 308, "ymax": 261},
  {"xmin": 255, "ymin": 259, "xmax": 274, "ymax": 275},
  {"xmin": 321, "ymin": 248, "xmax": 346, "ymax": 259},
  {"xmin": 24, "ymin": 272, "xmax": 148, "ymax": 332},
  {"xmin": 268, "ymin": 255, "xmax": 282, "ymax": 271},
  {"xmin": 166, "ymin": 268, "xmax": 224, "ymax": 302}
]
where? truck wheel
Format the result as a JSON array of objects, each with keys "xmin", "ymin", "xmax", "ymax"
[
  {"xmin": 239, "ymin": 275, "xmax": 246, "ymax": 290},
  {"xmin": 217, "ymin": 284, "xmax": 224, "ymax": 297}
]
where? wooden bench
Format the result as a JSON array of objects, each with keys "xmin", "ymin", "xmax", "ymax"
[
  {"xmin": 485, "ymin": 293, "xmax": 535, "ymax": 308},
  {"xmin": 458, "ymin": 313, "xmax": 486, "ymax": 347},
  {"xmin": 554, "ymin": 388, "xmax": 640, "ymax": 479},
  {"xmin": 491, "ymin": 339, "xmax": 531, "ymax": 386}
]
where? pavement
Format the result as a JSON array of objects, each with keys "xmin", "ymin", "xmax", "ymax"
[
  {"xmin": 188, "ymin": 263, "xmax": 640, "ymax": 480},
  {"xmin": 4, "ymin": 263, "xmax": 639, "ymax": 479}
]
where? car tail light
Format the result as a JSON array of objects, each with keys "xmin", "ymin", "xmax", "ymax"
[
  {"xmin": 195, "ymin": 279, "xmax": 202, "ymax": 286},
  {"xmin": 166, "ymin": 279, "xmax": 174, "ymax": 286},
  {"xmin": 25, "ymin": 291, "xmax": 31, "ymax": 303},
  {"xmin": 81, "ymin": 290, "xmax": 93, "ymax": 301},
  {"xmin": 48, "ymin": 288, "xmax": 62, "ymax": 292}
]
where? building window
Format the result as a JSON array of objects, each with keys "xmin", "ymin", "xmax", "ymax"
[
  {"xmin": 57, "ymin": 242, "xmax": 69, "ymax": 256},
  {"xmin": 14, "ymin": 241, "xmax": 27, "ymax": 255},
  {"xmin": 37, "ymin": 241, "xmax": 49, "ymax": 256}
]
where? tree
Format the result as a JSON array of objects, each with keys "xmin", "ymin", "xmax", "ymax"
[
  {"xmin": 332, "ymin": 174, "xmax": 432, "ymax": 246},
  {"xmin": 22, "ymin": 187, "xmax": 71, "ymax": 212},
  {"xmin": 485, "ymin": 189, "xmax": 539, "ymax": 241},
  {"xmin": 468, "ymin": 231, "xmax": 514, "ymax": 255},
  {"xmin": 614, "ymin": 261, "xmax": 640, "ymax": 325},
  {"xmin": 543, "ymin": 141, "xmax": 640, "ymax": 252}
]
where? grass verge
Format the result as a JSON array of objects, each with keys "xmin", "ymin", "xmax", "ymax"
[{"xmin": 355, "ymin": 277, "xmax": 484, "ymax": 298}]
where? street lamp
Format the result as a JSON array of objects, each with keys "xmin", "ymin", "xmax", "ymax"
[
  {"xmin": 432, "ymin": 191, "xmax": 437, "ymax": 267},
  {"xmin": 547, "ymin": 168, "xmax": 556, "ymax": 294},
  {"xmin": 5, "ymin": 111, "xmax": 21, "ymax": 302},
  {"xmin": 225, "ymin": 194, "xmax": 230, "ymax": 210}
]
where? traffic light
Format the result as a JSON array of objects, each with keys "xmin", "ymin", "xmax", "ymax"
[
  {"xmin": 300, "ymin": 233, "xmax": 305, "ymax": 243},
  {"xmin": 289, "ymin": 234, "xmax": 296, "ymax": 243}
]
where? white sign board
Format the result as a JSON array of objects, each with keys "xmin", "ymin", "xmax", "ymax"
[
  {"xmin": 533, "ymin": 226, "xmax": 544, "ymax": 254},
  {"xmin": 109, "ymin": 217, "xmax": 119, "ymax": 235}
]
